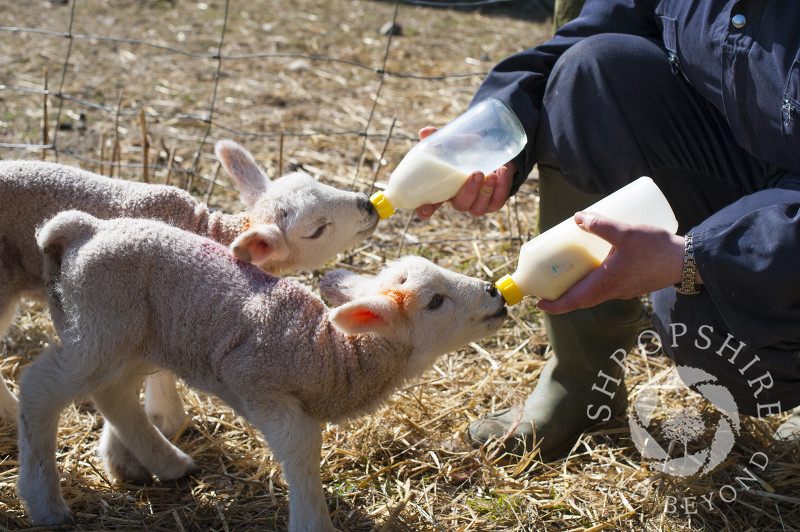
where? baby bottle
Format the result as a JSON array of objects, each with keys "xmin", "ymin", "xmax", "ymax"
[
  {"xmin": 370, "ymin": 98, "xmax": 527, "ymax": 219},
  {"xmin": 495, "ymin": 176, "xmax": 679, "ymax": 304}
]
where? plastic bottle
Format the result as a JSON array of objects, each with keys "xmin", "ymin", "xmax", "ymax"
[
  {"xmin": 370, "ymin": 98, "xmax": 527, "ymax": 219},
  {"xmin": 495, "ymin": 176, "xmax": 679, "ymax": 304}
]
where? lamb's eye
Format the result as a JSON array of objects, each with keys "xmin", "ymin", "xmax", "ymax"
[
  {"xmin": 427, "ymin": 294, "xmax": 444, "ymax": 310},
  {"xmin": 305, "ymin": 224, "xmax": 327, "ymax": 239}
]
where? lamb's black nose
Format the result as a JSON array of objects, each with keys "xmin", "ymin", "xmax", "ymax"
[
  {"xmin": 358, "ymin": 193, "xmax": 376, "ymax": 214},
  {"xmin": 485, "ymin": 282, "xmax": 499, "ymax": 298}
]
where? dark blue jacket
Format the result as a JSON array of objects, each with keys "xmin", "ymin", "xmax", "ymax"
[{"xmin": 473, "ymin": 0, "xmax": 800, "ymax": 348}]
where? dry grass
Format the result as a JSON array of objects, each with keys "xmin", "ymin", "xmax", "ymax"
[{"xmin": 2, "ymin": 0, "xmax": 800, "ymax": 530}]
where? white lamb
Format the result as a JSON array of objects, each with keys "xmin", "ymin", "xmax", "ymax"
[
  {"xmin": 19, "ymin": 211, "xmax": 507, "ymax": 531},
  {"xmin": 0, "ymin": 141, "xmax": 378, "ymax": 435}
]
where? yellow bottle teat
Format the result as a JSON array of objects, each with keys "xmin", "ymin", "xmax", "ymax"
[
  {"xmin": 369, "ymin": 191, "xmax": 395, "ymax": 220},
  {"xmin": 495, "ymin": 274, "xmax": 523, "ymax": 306}
]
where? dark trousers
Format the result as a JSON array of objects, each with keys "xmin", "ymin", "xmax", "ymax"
[{"xmin": 535, "ymin": 33, "xmax": 800, "ymax": 417}]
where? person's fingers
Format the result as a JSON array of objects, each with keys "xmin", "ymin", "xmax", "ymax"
[
  {"xmin": 450, "ymin": 172, "xmax": 484, "ymax": 212},
  {"xmin": 416, "ymin": 201, "xmax": 444, "ymax": 219},
  {"xmin": 469, "ymin": 174, "xmax": 497, "ymax": 217},
  {"xmin": 536, "ymin": 267, "xmax": 609, "ymax": 314},
  {"xmin": 486, "ymin": 166, "xmax": 513, "ymax": 213},
  {"xmin": 536, "ymin": 298, "xmax": 568, "ymax": 314},
  {"xmin": 418, "ymin": 126, "xmax": 437, "ymax": 140},
  {"xmin": 538, "ymin": 296, "xmax": 584, "ymax": 314},
  {"xmin": 574, "ymin": 211, "xmax": 629, "ymax": 244}
]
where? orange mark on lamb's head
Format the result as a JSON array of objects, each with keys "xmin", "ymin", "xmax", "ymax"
[{"xmin": 382, "ymin": 288, "xmax": 412, "ymax": 314}]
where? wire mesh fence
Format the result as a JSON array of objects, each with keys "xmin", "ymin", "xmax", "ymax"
[{"xmin": 0, "ymin": 0, "xmax": 538, "ymax": 201}]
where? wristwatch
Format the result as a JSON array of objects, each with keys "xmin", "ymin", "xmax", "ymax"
[{"xmin": 675, "ymin": 233, "xmax": 701, "ymax": 295}]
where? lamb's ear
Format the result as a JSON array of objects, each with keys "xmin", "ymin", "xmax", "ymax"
[
  {"xmin": 329, "ymin": 295, "xmax": 397, "ymax": 335},
  {"xmin": 319, "ymin": 269, "xmax": 378, "ymax": 307},
  {"xmin": 215, "ymin": 140, "xmax": 271, "ymax": 208},
  {"xmin": 230, "ymin": 224, "xmax": 289, "ymax": 266}
]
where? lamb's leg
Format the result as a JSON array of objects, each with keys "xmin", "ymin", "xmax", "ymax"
[
  {"xmin": 253, "ymin": 403, "xmax": 334, "ymax": 532},
  {"xmin": 0, "ymin": 298, "xmax": 20, "ymax": 426},
  {"xmin": 97, "ymin": 425, "xmax": 152, "ymax": 485},
  {"xmin": 100, "ymin": 370, "xmax": 188, "ymax": 483},
  {"xmin": 95, "ymin": 371, "xmax": 154, "ymax": 484},
  {"xmin": 144, "ymin": 370, "xmax": 187, "ymax": 437},
  {"xmin": 92, "ymin": 370, "xmax": 195, "ymax": 483},
  {"xmin": 17, "ymin": 344, "xmax": 87, "ymax": 526}
]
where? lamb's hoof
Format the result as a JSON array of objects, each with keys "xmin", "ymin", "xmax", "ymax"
[
  {"xmin": 155, "ymin": 449, "xmax": 195, "ymax": 481},
  {"xmin": 28, "ymin": 500, "xmax": 74, "ymax": 527},
  {"xmin": 98, "ymin": 430, "xmax": 152, "ymax": 484}
]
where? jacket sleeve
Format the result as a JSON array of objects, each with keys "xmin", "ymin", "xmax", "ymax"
[
  {"xmin": 692, "ymin": 187, "xmax": 800, "ymax": 349},
  {"xmin": 471, "ymin": 0, "xmax": 660, "ymax": 195}
]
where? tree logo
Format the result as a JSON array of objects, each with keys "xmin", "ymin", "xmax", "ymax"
[{"xmin": 628, "ymin": 366, "xmax": 740, "ymax": 477}]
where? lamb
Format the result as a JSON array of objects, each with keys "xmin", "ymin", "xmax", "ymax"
[
  {"xmin": 18, "ymin": 211, "xmax": 507, "ymax": 531},
  {"xmin": 0, "ymin": 141, "xmax": 378, "ymax": 433}
]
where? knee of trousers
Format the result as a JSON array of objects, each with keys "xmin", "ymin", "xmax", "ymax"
[
  {"xmin": 650, "ymin": 286, "xmax": 800, "ymax": 418},
  {"xmin": 540, "ymin": 33, "xmax": 670, "ymax": 128},
  {"xmin": 535, "ymin": 34, "xmax": 673, "ymax": 192}
]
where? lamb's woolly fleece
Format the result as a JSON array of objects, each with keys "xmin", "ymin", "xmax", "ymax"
[
  {"xmin": 0, "ymin": 157, "xmax": 249, "ymax": 428},
  {"xmin": 0, "ymin": 159, "xmax": 247, "ymax": 300},
  {"xmin": 0, "ymin": 143, "xmax": 378, "ymax": 427},
  {"xmin": 22, "ymin": 211, "xmax": 506, "ymax": 531},
  {"xmin": 41, "ymin": 212, "xmax": 405, "ymax": 421}
]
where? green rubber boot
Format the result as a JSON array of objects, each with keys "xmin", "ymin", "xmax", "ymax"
[
  {"xmin": 468, "ymin": 166, "xmax": 641, "ymax": 459},
  {"xmin": 553, "ymin": 0, "xmax": 586, "ymax": 31}
]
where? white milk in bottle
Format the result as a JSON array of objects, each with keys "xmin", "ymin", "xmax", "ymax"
[
  {"xmin": 495, "ymin": 176, "xmax": 679, "ymax": 304},
  {"xmin": 370, "ymin": 98, "xmax": 526, "ymax": 219},
  {"xmin": 376, "ymin": 146, "xmax": 471, "ymax": 210}
]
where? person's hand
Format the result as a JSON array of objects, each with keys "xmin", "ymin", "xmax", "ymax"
[
  {"xmin": 415, "ymin": 126, "xmax": 515, "ymax": 219},
  {"xmin": 537, "ymin": 211, "xmax": 694, "ymax": 314}
]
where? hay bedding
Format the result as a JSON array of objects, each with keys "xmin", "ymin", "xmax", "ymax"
[{"xmin": 2, "ymin": 0, "xmax": 800, "ymax": 530}]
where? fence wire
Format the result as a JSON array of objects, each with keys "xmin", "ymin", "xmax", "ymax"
[{"xmin": 0, "ymin": 0, "xmax": 507, "ymax": 191}]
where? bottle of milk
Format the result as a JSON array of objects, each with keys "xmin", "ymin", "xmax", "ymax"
[
  {"xmin": 495, "ymin": 176, "xmax": 679, "ymax": 304},
  {"xmin": 370, "ymin": 98, "xmax": 527, "ymax": 219}
]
